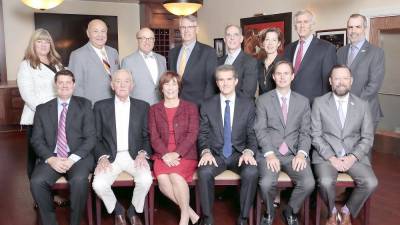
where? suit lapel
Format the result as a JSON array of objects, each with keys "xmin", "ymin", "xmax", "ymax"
[
  {"xmin": 350, "ymin": 41, "xmax": 369, "ymax": 70},
  {"xmin": 171, "ymin": 46, "xmax": 181, "ymax": 73},
  {"xmin": 128, "ymin": 99, "xmax": 135, "ymax": 151},
  {"xmin": 49, "ymin": 99, "xmax": 58, "ymax": 135},
  {"xmin": 296, "ymin": 37, "xmax": 317, "ymax": 76},
  {"xmin": 272, "ymin": 91, "xmax": 285, "ymax": 126},
  {"xmin": 107, "ymin": 99, "xmax": 117, "ymax": 150},
  {"xmin": 216, "ymin": 97, "xmax": 224, "ymax": 139},
  {"xmin": 327, "ymin": 94, "xmax": 343, "ymax": 129},
  {"xmin": 65, "ymin": 97, "xmax": 76, "ymax": 139},
  {"xmin": 86, "ymin": 43, "xmax": 107, "ymax": 73},
  {"xmin": 231, "ymin": 96, "xmax": 241, "ymax": 137},
  {"xmin": 184, "ymin": 42, "xmax": 200, "ymax": 75},
  {"xmin": 136, "ymin": 52, "xmax": 156, "ymax": 85},
  {"xmin": 343, "ymin": 95, "xmax": 356, "ymax": 132},
  {"xmin": 286, "ymin": 93, "xmax": 297, "ymax": 127}
]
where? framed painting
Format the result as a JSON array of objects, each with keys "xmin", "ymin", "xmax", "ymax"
[
  {"xmin": 240, "ymin": 12, "xmax": 292, "ymax": 59},
  {"xmin": 214, "ymin": 38, "xmax": 225, "ymax": 58},
  {"xmin": 316, "ymin": 28, "xmax": 347, "ymax": 50}
]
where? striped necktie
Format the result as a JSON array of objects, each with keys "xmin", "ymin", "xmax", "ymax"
[
  {"xmin": 56, "ymin": 103, "xmax": 69, "ymax": 158},
  {"xmin": 101, "ymin": 49, "xmax": 111, "ymax": 77}
]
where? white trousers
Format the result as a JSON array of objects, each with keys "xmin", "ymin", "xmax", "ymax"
[{"xmin": 92, "ymin": 151, "xmax": 153, "ymax": 214}]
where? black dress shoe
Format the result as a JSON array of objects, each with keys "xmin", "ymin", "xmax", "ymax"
[
  {"xmin": 260, "ymin": 212, "xmax": 274, "ymax": 225},
  {"xmin": 282, "ymin": 207, "xmax": 299, "ymax": 225}
]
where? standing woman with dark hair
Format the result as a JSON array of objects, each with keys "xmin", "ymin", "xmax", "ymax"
[
  {"xmin": 148, "ymin": 71, "xmax": 200, "ymax": 225},
  {"xmin": 257, "ymin": 28, "xmax": 284, "ymax": 95},
  {"xmin": 17, "ymin": 28, "xmax": 64, "ymax": 203}
]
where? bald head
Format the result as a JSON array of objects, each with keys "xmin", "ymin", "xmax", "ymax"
[
  {"xmin": 136, "ymin": 27, "xmax": 155, "ymax": 54},
  {"xmin": 87, "ymin": 19, "xmax": 108, "ymax": 49}
]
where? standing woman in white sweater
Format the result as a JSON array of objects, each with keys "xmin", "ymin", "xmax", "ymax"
[{"xmin": 17, "ymin": 28, "xmax": 63, "ymax": 183}]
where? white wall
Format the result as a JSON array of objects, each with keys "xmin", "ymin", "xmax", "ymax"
[
  {"xmin": 197, "ymin": 0, "xmax": 400, "ymax": 45},
  {"xmin": 3, "ymin": 0, "xmax": 140, "ymax": 81}
]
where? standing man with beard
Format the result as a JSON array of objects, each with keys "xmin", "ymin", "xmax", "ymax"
[
  {"xmin": 311, "ymin": 65, "xmax": 378, "ymax": 225},
  {"xmin": 337, "ymin": 14, "xmax": 385, "ymax": 130}
]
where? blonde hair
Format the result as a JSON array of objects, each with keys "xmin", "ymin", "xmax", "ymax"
[{"xmin": 23, "ymin": 28, "xmax": 63, "ymax": 69}]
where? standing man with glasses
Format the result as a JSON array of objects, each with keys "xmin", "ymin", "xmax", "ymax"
[
  {"xmin": 218, "ymin": 25, "xmax": 258, "ymax": 99},
  {"xmin": 168, "ymin": 15, "xmax": 218, "ymax": 105},
  {"xmin": 337, "ymin": 14, "xmax": 385, "ymax": 131},
  {"xmin": 122, "ymin": 27, "xmax": 167, "ymax": 105},
  {"xmin": 284, "ymin": 10, "xmax": 336, "ymax": 103},
  {"xmin": 69, "ymin": 19, "xmax": 120, "ymax": 105}
]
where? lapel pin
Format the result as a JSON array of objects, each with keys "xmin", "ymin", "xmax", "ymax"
[{"xmin": 361, "ymin": 49, "xmax": 366, "ymax": 53}]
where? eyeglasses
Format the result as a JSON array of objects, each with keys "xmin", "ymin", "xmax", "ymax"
[
  {"xmin": 137, "ymin": 37, "xmax": 155, "ymax": 42},
  {"xmin": 179, "ymin": 25, "xmax": 197, "ymax": 30}
]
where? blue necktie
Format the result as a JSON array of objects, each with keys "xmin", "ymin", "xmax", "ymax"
[{"xmin": 223, "ymin": 100, "xmax": 232, "ymax": 158}]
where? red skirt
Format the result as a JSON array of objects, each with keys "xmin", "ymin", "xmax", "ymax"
[{"xmin": 153, "ymin": 158, "xmax": 197, "ymax": 182}]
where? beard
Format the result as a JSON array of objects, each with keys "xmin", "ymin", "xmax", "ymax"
[{"xmin": 333, "ymin": 85, "xmax": 350, "ymax": 96}]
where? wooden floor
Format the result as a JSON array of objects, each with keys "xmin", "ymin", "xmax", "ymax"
[{"xmin": 1, "ymin": 130, "xmax": 399, "ymax": 225}]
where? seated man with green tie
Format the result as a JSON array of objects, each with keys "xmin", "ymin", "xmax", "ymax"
[
  {"xmin": 311, "ymin": 65, "xmax": 378, "ymax": 225},
  {"xmin": 197, "ymin": 65, "xmax": 258, "ymax": 225},
  {"xmin": 30, "ymin": 69, "xmax": 96, "ymax": 225},
  {"xmin": 254, "ymin": 60, "xmax": 315, "ymax": 225}
]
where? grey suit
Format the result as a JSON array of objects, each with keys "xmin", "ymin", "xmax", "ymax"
[
  {"xmin": 69, "ymin": 43, "xmax": 120, "ymax": 105},
  {"xmin": 337, "ymin": 41, "xmax": 385, "ymax": 127},
  {"xmin": 311, "ymin": 92, "xmax": 378, "ymax": 217},
  {"xmin": 121, "ymin": 51, "xmax": 166, "ymax": 105},
  {"xmin": 254, "ymin": 90, "xmax": 314, "ymax": 215}
]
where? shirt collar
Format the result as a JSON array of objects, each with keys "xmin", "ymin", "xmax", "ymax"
[
  {"xmin": 182, "ymin": 40, "xmax": 196, "ymax": 51},
  {"xmin": 115, "ymin": 96, "xmax": 131, "ymax": 105},
  {"xmin": 90, "ymin": 43, "xmax": 106, "ymax": 53},
  {"xmin": 275, "ymin": 89, "xmax": 291, "ymax": 100},
  {"xmin": 57, "ymin": 97, "xmax": 71, "ymax": 106},
  {"xmin": 220, "ymin": 92, "xmax": 236, "ymax": 104},
  {"xmin": 139, "ymin": 50, "xmax": 154, "ymax": 58},
  {"xmin": 333, "ymin": 92, "xmax": 350, "ymax": 103},
  {"xmin": 301, "ymin": 34, "xmax": 313, "ymax": 45},
  {"xmin": 351, "ymin": 38, "xmax": 366, "ymax": 50},
  {"xmin": 228, "ymin": 48, "xmax": 241, "ymax": 59}
]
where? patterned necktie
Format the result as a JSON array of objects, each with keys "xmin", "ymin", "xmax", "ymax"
[
  {"xmin": 279, "ymin": 97, "xmax": 289, "ymax": 155},
  {"xmin": 294, "ymin": 40, "xmax": 304, "ymax": 74},
  {"xmin": 347, "ymin": 45, "xmax": 357, "ymax": 66},
  {"xmin": 101, "ymin": 49, "xmax": 111, "ymax": 77},
  {"xmin": 56, "ymin": 103, "xmax": 69, "ymax": 158},
  {"xmin": 338, "ymin": 100, "xmax": 346, "ymax": 128},
  {"xmin": 225, "ymin": 54, "xmax": 234, "ymax": 65},
  {"xmin": 178, "ymin": 47, "xmax": 187, "ymax": 77},
  {"xmin": 223, "ymin": 100, "xmax": 232, "ymax": 158}
]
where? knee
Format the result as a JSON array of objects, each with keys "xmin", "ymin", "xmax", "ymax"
[
  {"xmin": 197, "ymin": 166, "xmax": 214, "ymax": 181},
  {"xmin": 241, "ymin": 166, "xmax": 258, "ymax": 182},
  {"xmin": 92, "ymin": 177, "xmax": 109, "ymax": 194},
  {"xmin": 361, "ymin": 177, "xmax": 378, "ymax": 193},
  {"xmin": 300, "ymin": 177, "xmax": 316, "ymax": 193},
  {"xmin": 136, "ymin": 174, "xmax": 153, "ymax": 188},
  {"xmin": 30, "ymin": 175, "xmax": 48, "ymax": 191},
  {"xmin": 259, "ymin": 176, "xmax": 277, "ymax": 192},
  {"xmin": 317, "ymin": 177, "xmax": 335, "ymax": 190}
]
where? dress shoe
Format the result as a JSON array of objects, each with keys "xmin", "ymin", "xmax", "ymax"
[
  {"xmin": 325, "ymin": 212, "xmax": 338, "ymax": 225},
  {"xmin": 282, "ymin": 207, "xmax": 299, "ymax": 225},
  {"xmin": 260, "ymin": 212, "xmax": 274, "ymax": 225},
  {"xmin": 339, "ymin": 211, "xmax": 352, "ymax": 225},
  {"xmin": 114, "ymin": 214, "xmax": 127, "ymax": 225},
  {"xmin": 129, "ymin": 215, "xmax": 143, "ymax": 225},
  {"xmin": 237, "ymin": 217, "xmax": 248, "ymax": 225}
]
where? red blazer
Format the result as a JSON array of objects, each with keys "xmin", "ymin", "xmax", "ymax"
[{"xmin": 148, "ymin": 99, "xmax": 199, "ymax": 160}]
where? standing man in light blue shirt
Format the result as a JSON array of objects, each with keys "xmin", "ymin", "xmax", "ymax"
[{"xmin": 337, "ymin": 14, "xmax": 385, "ymax": 130}]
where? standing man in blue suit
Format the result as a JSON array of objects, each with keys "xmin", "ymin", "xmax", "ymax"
[
  {"xmin": 284, "ymin": 10, "xmax": 336, "ymax": 103},
  {"xmin": 168, "ymin": 15, "xmax": 218, "ymax": 105},
  {"xmin": 69, "ymin": 19, "xmax": 120, "ymax": 105},
  {"xmin": 337, "ymin": 14, "xmax": 385, "ymax": 130}
]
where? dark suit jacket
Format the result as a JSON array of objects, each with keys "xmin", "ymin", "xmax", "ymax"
[
  {"xmin": 257, "ymin": 55, "xmax": 285, "ymax": 95},
  {"xmin": 93, "ymin": 97, "xmax": 151, "ymax": 162},
  {"xmin": 198, "ymin": 94, "xmax": 257, "ymax": 156},
  {"xmin": 148, "ymin": 100, "xmax": 199, "ymax": 160},
  {"xmin": 337, "ymin": 41, "xmax": 385, "ymax": 123},
  {"xmin": 31, "ymin": 96, "xmax": 96, "ymax": 161},
  {"xmin": 168, "ymin": 42, "xmax": 218, "ymax": 105},
  {"xmin": 254, "ymin": 90, "xmax": 311, "ymax": 156},
  {"xmin": 284, "ymin": 36, "xmax": 337, "ymax": 102},
  {"xmin": 218, "ymin": 51, "xmax": 258, "ymax": 98}
]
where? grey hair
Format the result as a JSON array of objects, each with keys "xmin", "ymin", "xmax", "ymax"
[
  {"xmin": 294, "ymin": 9, "xmax": 315, "ymax": 24},
  {"xmin": 348, "ymin": 14, "xmax": 368, "ymax": 28}
]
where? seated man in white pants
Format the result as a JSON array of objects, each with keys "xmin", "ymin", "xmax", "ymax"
[{"xmin": 92, "ymin": 69, "xmax": 153, "ymax": 225}]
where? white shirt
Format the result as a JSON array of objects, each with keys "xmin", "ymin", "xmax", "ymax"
[
  {"xmin": 224, "ymin": 48, "xmax": 241, "ymax": 65},
  {"xmin": 220, "ymin": 93, "xmax": 235, "ymax": 128},
  {"xmin": 294, "ymin": 34, "xmax": 313, "ymax": 62},
  {"xmin": 115, "ymin": 96, "xmax": 130, "ymax": 151},
  {"xmin": 139, "ymin": 51, "xmax": 159, "ymax": 84},
  {"xmin": 333, "ymin": 93, "xmax": 349, "ymax": 122},
  {"xmin": 52, "ymin": 97, "xmax": 81, "ymax": 162},
  {"xmin": 90, "ymin": 44, "xmax": 108, "ymax": 62}
]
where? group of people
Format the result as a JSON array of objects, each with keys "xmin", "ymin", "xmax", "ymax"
[{"xmin": 16, "ymin": 8, "xmax": 384, "ymax": 225}]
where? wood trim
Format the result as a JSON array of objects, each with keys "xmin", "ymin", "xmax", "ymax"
[
  {"xmin": 369, "ymin": 15, "xmax": 400, "ymax": 47},
  {"xmin": 0, "ymin": 1, "xmax": 7, "ymax": 83}
]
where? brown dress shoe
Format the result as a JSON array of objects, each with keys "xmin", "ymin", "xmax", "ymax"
[
  {"xmin": 325, "ymin": 212, "xmax": 338, "ymax": 225},
  {"xmin": 129, "ymin": 215, "xmax": 143, "ymax": 225},
  {"xmin": 115, "ymin": 214, "xmax": 127, "ymax": 225},
  {"xmin": 339, "ymin": 212, "xmax": 352, "ymax": 225}
]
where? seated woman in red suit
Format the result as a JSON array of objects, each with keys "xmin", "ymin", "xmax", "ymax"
[{"xmin": 148, "ymin": 71, "xmax": 200, "ymax": 225}]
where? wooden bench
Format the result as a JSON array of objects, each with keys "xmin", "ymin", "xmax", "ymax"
[
  {"xmin": 94, "ymin": 172, "xmax": 149, "ymax": 225},
  {"xmin": 315, "ymin": 173, "xmax": 371, "ymax": 225},
  {"xmin": 255, "ymin": 171, "xmax": 310, "ymax": 225}
]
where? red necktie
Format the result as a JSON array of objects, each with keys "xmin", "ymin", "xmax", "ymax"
[{"xmin": 294, "ymin": 40, "xmax": 304, "ymax": 74}]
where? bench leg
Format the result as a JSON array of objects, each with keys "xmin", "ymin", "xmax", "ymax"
[
  {"xmin": 195, "ymin": 185, "xmax": 201, "ymax": 215},
  {"xmin": 364, "ymin": 197, "xmax": 371, "ymax": 225},
  {"xmin": 316, "ymin": 192, "xmax": 322, "ymax": 225},
  {"xmin": 255, "ymin": 191, "xmax": 262, "ymax": 225},
  {"xmin": 249, "ymin": 205, "xmax": 254, "ymax": 225},
  {"xmin": 96, "ymin": 196, "xmax": 101, "ymax": 225},
  {"xmin": 144, "ymin": 193, "xmax": 149, "ymax": 225},
  {"xmin": 87, "ymin": 187, "xmax": 94, "ymax": 225},
  {"xmin": 304, "ymin": 196, "xmax": 310, "ymax": 225}
]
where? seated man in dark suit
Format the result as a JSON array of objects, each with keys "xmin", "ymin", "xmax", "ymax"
[
  {"xmin": 218, "ymin": 24, "xmax": 258, "ymax": 98},
  {"xmin": 30, "ymin": 69, "xmax": 96, "ymax": 225},
  {"xmin": 197, "ymin": 65, "xmax": 258, "ymax": 225},
  {"xmin": 254, "ymin": 61, "xmax": 315, "ymax": 225},
  {"xmin": 92, "ymin": 69, "xmax": 152, "ymax": 225},
  {"xmin": 311, "ymin": 65, "xmax": 378, "ymax": 225}
]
